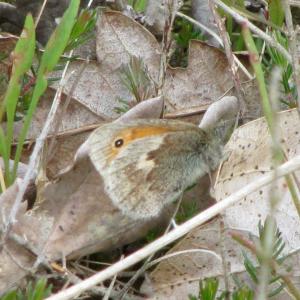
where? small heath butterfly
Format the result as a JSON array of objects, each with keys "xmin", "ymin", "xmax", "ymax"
[{"xmin": 88, "ymin": 119, "xmax": 223, "ymax": 219}]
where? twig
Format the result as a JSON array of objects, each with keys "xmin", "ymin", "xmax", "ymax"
[
  {"xmin": 103, "ymin": 255, "xmax": 123, "ymax": 300},
  {"xmin": 281, "ymin": 0, "xmax": 300, "ymax": 111},
  {"xmin": 289, "ymin": 0, "xmax": 300, "ymax": 7},
  {"xmin": 46, "ymin": 60, "xmax": 89, "ymax": 163},
  {"xmin": 213, "ymin": 0, "xmax": 292, "ymax": 63},
  {"xmin": 158, "ymin": 0, "xmax": 181, "ymax": 97},
  {"xmin": 147, "ymin": 248, "xmax": 222, "ymax": 268},
  {"xmin": 219, "ymin": 218, "xmax": 230, "ymax": 300},
  {"xmin": 209, "ymin": 1, "xmax": 246, "ymax": 114},
  {"xmin": 176, "ymin": 11, "xmax": 223, "ymax": 46},
  {"xmin": 45, "ymin": 154, "xmax": 300, "ymax": 300},
  {"xmin": 35, "ymin": 0, "xmax": 49, "ymax": 28}
]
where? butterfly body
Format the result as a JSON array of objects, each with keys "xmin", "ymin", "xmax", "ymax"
[{"xmin": 88, "ymin": 119, "xmax": 223, "ymax": 219}]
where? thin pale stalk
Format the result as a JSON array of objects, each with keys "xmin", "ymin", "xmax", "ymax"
[
  {"xmin": 35, "ymin": 0, "xmax": 48, "ymax": 28},
  {"xmin": 176, "ymin": 11, "xmax": 253, "ymax": 80},
  {"xmin": 281, "ymin": 0, "xmax": 300, "ymax": 111},
  {"xmin": 214, "ymin": 0, "xmax": 292, "ymax": 63},
  {"xmin": 209, "ymin": 0, "xmax": 245, "ymax": 113},
  {"xmin": 158, "ymin": 0, "xmax": 180, "ymax": 96},
  {"xmin": 242, "ymin": 25, "xmax": 274, "ymax": 128}
]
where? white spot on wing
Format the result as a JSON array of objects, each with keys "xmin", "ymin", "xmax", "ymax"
[{"xmin": 137, "ymin": 154, "xmax": 155, "ymax": 170}]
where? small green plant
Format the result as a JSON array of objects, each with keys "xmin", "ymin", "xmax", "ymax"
[
  {"xmin": 188, "ymin": 278, "xmax": 226, "ymax": 300},
  {"xmin": 171, "ymin": 18, "xmax": 204, "ymax": 67},
  {"xmin": 0, "ymin": 278, "xmax": 52, "ymax": 300},
  {"xmin": 232, "ymin": 286, "xmax": 254, "ymax": 300},
  {"xmin": 65, "ymin": 8, "xmax": 98, "ymax": 52},
  {"xmin": 240, "ymin": 219, "xmax": 286, "ymax": 297},
  {"xmin": 264, "ymin": 31, "xmax": 296, "ymax": 107},
  {"xmin": 115, "ymin": 55, "xmax": 153, "ymax": 113},
  {"xmin": 189, "ymin": 219, "xmax": 290, "ymax": 300},
  {"xmin": 127, "ymin": 0, "xmax": 148, "ymax": 12},
  {"xmin": 175, "ymin": 201, "xmax": 198, "ymax": 224},
  {"xmin": 188, "ymin": 277, "xmax": 255, "ymax": 300},
  {"xmin": 145, "ymin": 227, "xmax": 161, "ymax": 242}
]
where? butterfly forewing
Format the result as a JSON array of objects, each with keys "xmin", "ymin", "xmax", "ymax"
[{"xmin": 88, "ymin": 119, "xmax": 221, "ymax": 219}]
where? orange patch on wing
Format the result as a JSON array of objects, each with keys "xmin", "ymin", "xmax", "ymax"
[{"xmin": 108, "ymin": 126, "xmax": 173, "ymax": 162}]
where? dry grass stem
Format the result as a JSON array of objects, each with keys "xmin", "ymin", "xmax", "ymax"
[
  {"xmin": 46, "ymin": 60, "xmax": 88, "ymax": 163},
  {"xmin": 214, "ymin": 0, "xmax": 292, "ymax": 63},
  {"xmin": 281, "ymin": 0, "xmax": 300, "ymax": 110},
  {"xmin": 158, "ymin": 0, "xmax": 181, "ymax": 97},
  {"xmin": 209, "ymin": 1, "xmax": 246, "ymax": 113},
  {"xmin": 35, "ymin": 0, "xmax": 48, "ymax": 28},
  {"xmin": 148, "ymin": 249, "xmax": 223, "ymax": 268},
  {"xmin": 176, "ymin": 11, "xmax": 223, "ymax": 45},
  {"xmin": 257, "ymin": 69, "xmax": 294, "ymax": 300}
]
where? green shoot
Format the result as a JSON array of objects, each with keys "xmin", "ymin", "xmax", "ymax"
[
  {"xmin": 0, "ymin": 278, "xmax": 52, "ymax": 300},
  {"xmin": 115, "ymin": 55, "xmax": 153, "ymax": 113},
  {"xmin": 127, "ymin": 0, "xmax": 148, "ymax": 12}
]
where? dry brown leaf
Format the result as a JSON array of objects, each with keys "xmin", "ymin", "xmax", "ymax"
[
  {"xmin": 12, "ymin": 87, "xmax": 105, "ymax": 142},
  {"xmin": 214, "ymin": 109, "xmax": 300, "ymax": 251},
  {"xmin": 140, "ymin": 218, "xmax": 256, "ymax": 299},
  {"xmin": 164, "ymin": 41, "xmax": 261, "ymax": 120},
  {"xmin": 40, "ymin": 156, "xmax": 175, "ymax": 259},
  {"xmin": 96, "ymin": 11, "xmax": 161, "ymax": 78},
  {"xmin": 142, "ymin": 217, "xmax": 300, "ymax": 299},
  {"xmin": 52, "ymin": 11, "xmax": 161, "ymax": 119},
  {"xmin": 163, "ymin": 40, "xmax": 233, "ymax": 113},
  {"xmin": 241, "ymin": 79, "xmax": 262, "ymax": 121},
  {"xmin": 45, "ymin": 131, "xmax": 91, "ymax": 178},
  {"xmin": 0, "ymin": 155, "xmax": 176, "ymax": 263},
  {"xmin": 52, "ymin": 13, "xmax": 253, "ymax": 121},
  {"xmin": 0, "ymin": 182, "xmax": 36, "ymax": 295}
]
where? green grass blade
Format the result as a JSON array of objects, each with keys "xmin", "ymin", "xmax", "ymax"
[
  {"xmin": 12, "ymin": 0, "xmax": 80, "ymax": 180},
  {"xmin": 0, "ymin": 127, "xmax": 9, "ymax": 184},
  {"xmin": 1, "ymin": 15, "xmax": 35, "ymax": 184}
]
